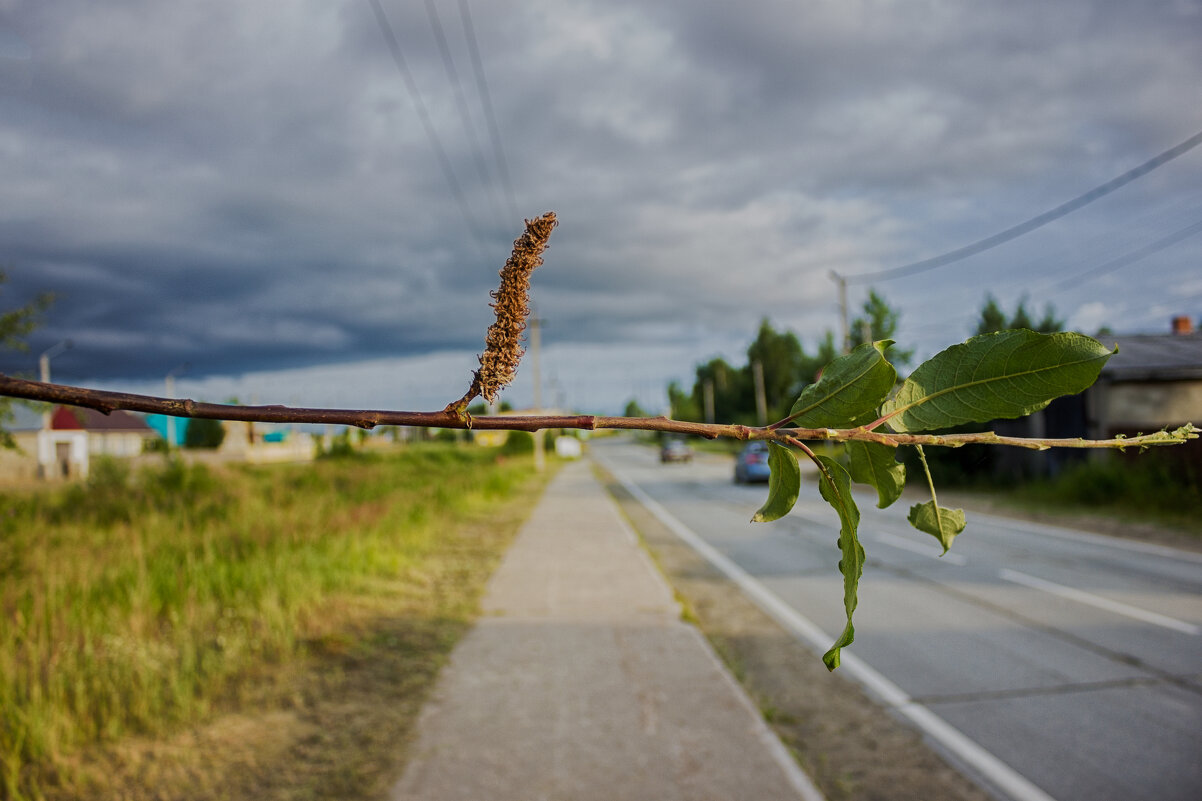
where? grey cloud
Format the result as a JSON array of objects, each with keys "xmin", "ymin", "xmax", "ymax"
[{"xmin": 1, "ymin": 0, "xmax": 1199, "ymax": 404}]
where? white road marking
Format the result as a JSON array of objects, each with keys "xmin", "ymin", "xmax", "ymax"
[
  {"xmin": 604, "ymin": 461, "xmax": 1060, "ymax": 801},
  {"xmin": 998, "ymin": 568, "xmax": 1201, "ymax": 635},
  {"xmin": 875, "ymin": 531, "xmax": 969, "ymax": 565}
]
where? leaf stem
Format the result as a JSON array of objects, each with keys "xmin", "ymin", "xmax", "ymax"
[
  {"xmin": 914, "ymin": 444, "xmax": 939, "ymax": 508},
  {"xmin": 913, "ymin": 444, "xmax": 948, "ymax": 536},
  {"xmin": 783, "ymin": 434, "xmax": 818, "ymax": 462}
]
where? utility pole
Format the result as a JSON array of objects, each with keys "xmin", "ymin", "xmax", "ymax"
[
  {"xmin": 165, "ymin": 363, "xmax": 188, "ymax": 449},
  {"xmin": 38, "ymin": 339, "xmax": 72, "ymax": 429},
  {"xmin": 36, "ymin": 340, "xmax": 72, "ymax": 479},
  {"xmin": 702, "ymin": 378, "xmax": 715, "ymax": 424},
  {"xmin": 752, "ymin": 359, "xmax": 768, "ymax": 426},
  {"xmin": 830, "ymin": 270, "xmax": 850, "ymax": 354},
  {"xmin": 529, "ymin": 317, "xmax": 545, "ymax": 473}
]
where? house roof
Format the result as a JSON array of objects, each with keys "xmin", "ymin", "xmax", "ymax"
[
  {"xmin": 1100, "ymin": 333, "xmax": 1202, "ymax": 381},
  {"xmin": 50, "ymin": 406, "xmax": 154, "ymax": 433}
]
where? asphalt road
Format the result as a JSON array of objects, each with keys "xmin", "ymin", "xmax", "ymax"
[{"xmin": 593, "ymin": 439, "xmax": 1202, "ymax": 801}]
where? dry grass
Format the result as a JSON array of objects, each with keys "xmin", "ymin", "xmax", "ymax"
[{"xmin": 2, "ymin": 445, "xmax": 551, "ymax": 801}]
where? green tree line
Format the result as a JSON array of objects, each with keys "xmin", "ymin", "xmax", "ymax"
[{"xmin": 662, "ymin": 290, "xmax": 1068, "ymax": 427}]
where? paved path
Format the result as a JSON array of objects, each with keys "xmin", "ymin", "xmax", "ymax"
[{"xmin": 392, "ymin": 460, "xmax": 822, "ymax": 801}]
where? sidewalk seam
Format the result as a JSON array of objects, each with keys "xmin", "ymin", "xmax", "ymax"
[{"xmin": 594, "ymin": 459, "xmax": 827, "ymax": 801}]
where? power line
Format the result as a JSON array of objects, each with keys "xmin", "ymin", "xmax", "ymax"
[
  {"xmin": 423, "ymin": 0, "xmax": 506, "ymax": 230},
  {"xmin": 1050, "ymin": 216, "xmax": 1202, "ymax": 291},
  {"xmin": 845, "ymin": 126, "xmax": 1202, "ymax": 284},
  {"xmin": 457, "ymin": 0, "xmax": 521, "ymax": 222},
  {"xmin": 366, "ymin": 0, "xmax": 486, "ymax": 246}
]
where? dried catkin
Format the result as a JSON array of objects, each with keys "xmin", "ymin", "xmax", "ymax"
[{"xmin": 473, "ymin": 212, "xmax": 557, "ymax": 402}]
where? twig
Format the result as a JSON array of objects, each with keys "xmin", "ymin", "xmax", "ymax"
[{"xmin": 2, "ymin": 374, "xmax": 1194, "ymax": 451}]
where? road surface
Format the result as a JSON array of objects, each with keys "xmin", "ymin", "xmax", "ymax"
[{"xmin": 593, "ymin": 439, "xmax": 1202, "ymax": 801}]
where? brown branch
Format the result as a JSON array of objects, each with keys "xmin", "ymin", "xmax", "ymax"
[{"xmin": 3, "ymin": 374, "xmax": 1195, "ymax": 451}]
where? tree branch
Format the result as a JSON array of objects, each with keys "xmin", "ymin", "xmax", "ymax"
[{"xmin": 2, "ymin": 374, "xmax": 1195, "ymax": 451}]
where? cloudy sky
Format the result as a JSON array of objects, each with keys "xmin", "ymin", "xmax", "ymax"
[{"xmin": 1, "ymin": 1, "xmax": 1200, "ymax": 414}]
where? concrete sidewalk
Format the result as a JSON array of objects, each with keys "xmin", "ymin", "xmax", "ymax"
[{"xmin": 391, "ymin": 461, "xmax": 823, "ymax": 801}]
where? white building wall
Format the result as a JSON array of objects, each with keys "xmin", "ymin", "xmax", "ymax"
[{"xmin": 36, "ymin": 429, "xmax": 89, "ymax": 479}]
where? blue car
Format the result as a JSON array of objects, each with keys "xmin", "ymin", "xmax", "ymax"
[{"xmin": 733, "ymin": 441, "xmax": 772, "ymax": 483}]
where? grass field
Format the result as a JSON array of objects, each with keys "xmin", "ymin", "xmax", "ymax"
[{"xmin": 0, "ymin": 444, "xmax": 550, "ymax": 800}]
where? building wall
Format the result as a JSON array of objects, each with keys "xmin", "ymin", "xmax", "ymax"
[
  {"xmin": 1101, "ymin": 381, "xmax": 1202, "ymax": 430},
  {"xmin": 88, "ymin": 431, "xmax": 157, "ymax": 457},
  {"xmin": 37, "ymin": 429, "xmax": 90, "ymax": 479},
  {"xmin": 0, "ymin": 431, "xmax": 42, "ymax": 481}
]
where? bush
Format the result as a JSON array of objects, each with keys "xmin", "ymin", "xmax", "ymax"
[
  {"xmin": 500, "ymin": 431, "xmax": 534, "ymax": 455},
  {"xmin": 52, "ymin": 458, "xmax": 228, "ymax": 526},
  {"xmin": 184, "ymin": 417, "xmax": 225, "ymax": 449},
  {"xmin": 1026, "ymin": 454, "xmax": 1200, "ymax": 515},
  {"xmin": 318, "ymin": 429, "xmax": 358, "ymax": 459},
  {"xmin": 143, "ymin": 437, "xmax": 169, "ymax": 454}
]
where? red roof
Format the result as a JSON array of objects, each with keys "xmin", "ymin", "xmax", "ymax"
[{"xmin": 50, "ymin": 406, "xmax": 152, "ymax": 432}]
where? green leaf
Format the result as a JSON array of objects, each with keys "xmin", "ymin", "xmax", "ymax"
[
  {"xmin": 846, "ymin": 441, "xmax": 906, "ymax": 509},
  {"xmin": 879, "ymin": 330, "xmax": 1113, "ymax": 433},
  {"xmin": 789, "ymin": 340, "xmax": 897, "ymax": 428},
  {"xmin": 813, "ymin": 455, "xmax": 863, "ymax": 671},
  {"xmin": 751, "ymin": 442, "xmax": 801, "ymax": 522},
  {"xmin": 907, "ymin": 500, "xmax": 967, "ymax": 554}
]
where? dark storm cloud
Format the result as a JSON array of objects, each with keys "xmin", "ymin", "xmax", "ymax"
[{"xmin": 1, "ymin": 0, "xmax": 1200, "ymax": 408}]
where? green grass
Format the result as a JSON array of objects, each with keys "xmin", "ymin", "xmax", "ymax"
[{"xmin": 0, "ymin": 445, "xmax": 546, "ymax": 800}]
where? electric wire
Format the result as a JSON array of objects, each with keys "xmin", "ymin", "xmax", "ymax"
[
  {"xmin": 366, "ymin": 0, "xmax": 487, "ymax": 248},
  {"xmin": 1049, "ymin": 217, "xmax": 1202, "ymax": 291},
  {"xmin": 423, "ymin": 0, "xmax": 506, "ymax": 230},
  {"xmin": 844, "ymin": 127, "xmax": 1202, "ymax": 284},
  {"xmin": 897, "ymin": 210, "xmax": 1202, "ymax": 349},
  {"xmin": 457, "ymin": 0, "xmax": 521, "ymax": 222}
]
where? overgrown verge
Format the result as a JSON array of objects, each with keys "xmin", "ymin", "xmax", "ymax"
[
  {"xmin": 913, "ymin": 450, "xmax": 1202, "ymax": 540},
  {"xmin": 1007, "ymin": 455, "xmax": 1201, "ymax": 533},
  {"xmin": 1, "ymin": 445, "xmax": 550, "ymax": 800}
]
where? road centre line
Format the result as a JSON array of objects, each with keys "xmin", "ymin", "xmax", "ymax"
[
  {"xmin": 874, "ymin": 531, "xmax": 969, "ymax": 565},
  {"xmin": 998, "ymin": 569, "xmax": 1201, "ymax": 636},
  {"xmin": 604, "ymin": 461, "xmax": 1059, "ymax": 801}
]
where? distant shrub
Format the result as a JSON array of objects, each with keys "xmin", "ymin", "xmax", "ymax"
[
  {"xmin": 1024, "ymin": 454, "xmax": 1201, "ymax": 516},
  {"xmin": 184, "ymin": 417, "xmax": 225, "ymax": 449},
  {"xmin": 88, "ymin": 455, "xmax": 131, "ymax": 492},
  {"xmin": 318, "ymin": 429, "xmax": 358, "ymax": 459},
  {"xmin": 143, "ymin": 437, "xmax": 169, "ymax": 454},
  {"xmin": 500, "ymin": 431, "xmax": 534, "ymax": 455},
  {"xmin": 53, "ymin": 458, "xmax": 228, "ymax": 525}
]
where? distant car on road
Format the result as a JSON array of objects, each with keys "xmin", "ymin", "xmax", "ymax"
[
  {"xmin": 660, "ymin": 438, "xmax": 694, "ymax": 463},
  {"xmin": 733, "ymin": 441, "xmax": 771, "ymax": 483}
]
